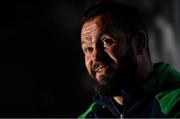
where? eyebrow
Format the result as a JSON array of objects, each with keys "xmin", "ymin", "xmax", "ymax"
[
  {"xmin": 81, "ymin": 40, "xmax": 96, "ymax": 46},
  {"xmin": 81, "ymin": 28, "xmax": 113, "ymax": 45}
]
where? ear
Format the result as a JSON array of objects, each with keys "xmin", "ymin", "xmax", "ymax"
[{"xmin": 134, "ymin": 31, "xmax": 148, "ymax": 55}]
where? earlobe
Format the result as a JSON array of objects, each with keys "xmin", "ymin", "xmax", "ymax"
[{"xmin": 135, "ymin": 31, "xmax": 147, "ymax": 55}]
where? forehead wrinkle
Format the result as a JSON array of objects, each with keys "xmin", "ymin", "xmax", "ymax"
[
  {"xmin": 81, "ymin": 23, "xmax": 101, "ymax": 45},
  {"xmin": 81, "ymin": 24, "xmax": 98, "ymax": 35},
  {"xmin": 81, "ymin": 27, "xmax": 108, "ymax": 46},
  {"xmin": 81, "ymin": 15, "xmax": 112, "ymax": 45}
]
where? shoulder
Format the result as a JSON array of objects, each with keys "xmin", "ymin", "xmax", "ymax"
[{"xmin": 155, "ymin": 88, "xmax": 180, "ymax": 117}]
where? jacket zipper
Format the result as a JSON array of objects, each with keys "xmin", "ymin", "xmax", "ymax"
[
  {"xmin": 120, "ymin": 114, "xmax": 123, "ymax": 118},
  {"xmin": 109, "ymin": 98, "xmax": 124, "ymax": 118}
]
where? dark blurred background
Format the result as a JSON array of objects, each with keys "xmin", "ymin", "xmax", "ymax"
[{"xmin": 0, "ymin": 0, "xmax": 180, "ymax": 117}]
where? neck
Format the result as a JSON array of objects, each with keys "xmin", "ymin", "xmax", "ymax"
[
  {"xmin": 113, "ymin": 96, "xmax": 123, "ymax": 106},
  {"xmin": 112, "ymin": 53, "xmax": 153, "ymax": 106},
  {"xmin": 136, "ymin": 52, "xmax": 153, "ymax": 82}
]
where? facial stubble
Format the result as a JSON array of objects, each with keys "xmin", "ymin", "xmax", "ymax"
[{"xmin": 90, "ymin": 48, "xmax": 138, "ymax": 97}]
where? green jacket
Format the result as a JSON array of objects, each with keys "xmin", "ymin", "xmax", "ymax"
[{"xmin": 79, "ymin": 62, "xmax": 180, "ymax": 118}]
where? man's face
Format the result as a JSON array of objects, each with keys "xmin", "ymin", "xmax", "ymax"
[{"xmin": 81, "ymin": 15, "xmax": 137, "ymax": 95}]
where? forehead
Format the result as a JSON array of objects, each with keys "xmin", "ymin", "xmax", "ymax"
[
  {"xmin": 81, "ymin": 16, "xmax": 105, "ymax": 33},
  {"xmin": 81, "ymin": 15, "xmax": 113, "ymax": 39}
]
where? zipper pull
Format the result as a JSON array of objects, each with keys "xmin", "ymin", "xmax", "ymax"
[{"xmin": 120, "ymin": 114, "xmax": 123, "ymax": 119}]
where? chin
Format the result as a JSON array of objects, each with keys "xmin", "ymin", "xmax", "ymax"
[
  {"xmin": 93, "ymin": 75, "xmax": 115, "ymax": 96},
  {"xmin": 93, "ymin": 69, "xmax": 128, "ymax": 96}
]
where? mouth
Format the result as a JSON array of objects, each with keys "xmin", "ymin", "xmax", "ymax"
[
  {"xmin": 94, "ymin": 64, "xmax": 108, "ymax": 72},
  {"xmin": 94, "ymin": 65, "xmax": 109, "ymax": 80},
  {"xmin": 95, "ymin": 65, "xmax": 104, "ymax": 72}
]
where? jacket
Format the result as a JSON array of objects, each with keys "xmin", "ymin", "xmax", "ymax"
[{"xmin": 78, "ymin": 62, "xmax": 180, "ymax": 118}]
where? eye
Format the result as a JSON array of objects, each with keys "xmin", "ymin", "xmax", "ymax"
[
  {"xmin": 103, "ymin": 38, "xmax": 114, "ymax": 47},
  {"xmin": 84, "ymin": 47, "xmax": 93, "ymax": 54}
]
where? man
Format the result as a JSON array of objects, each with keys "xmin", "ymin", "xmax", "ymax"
[{"xmin": 79, "ymin": 1, "xmax": 180, "ymax": 118}]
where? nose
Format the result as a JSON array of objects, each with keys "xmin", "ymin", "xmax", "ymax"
[{"xmin": 92, "ymin": 45, "xmax": 105, "ymax": 62}]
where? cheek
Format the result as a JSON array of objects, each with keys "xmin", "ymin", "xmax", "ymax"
[
  {"xmin": 110, "ymin": 45, "xmax": 129, "ymax": 62},
  {"xmin": 106, "ymin": 46, "xmax": 121, "ymax": 64},
  {"xmin": 85, "ymin": 55, "xmax": 92, "ymax": 72}
]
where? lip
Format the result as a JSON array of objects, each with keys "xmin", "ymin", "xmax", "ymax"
[
  {"xmin": 94, "ymin": 64, "xmax": 106, "ymax": 72},
  {"xmin": 95, "ymin": 66, "xmax": 109, "ymax": 80},
  {"xmin": 95, "ymin": 65, "xmax": 103, "ymax": 72},
  {"xmin": 95, "ymin": 65, "xmax": 109, "ymax": 74}
]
